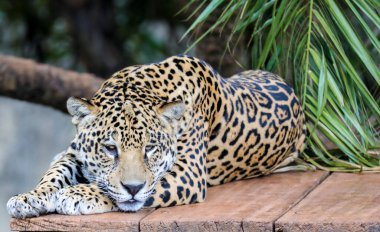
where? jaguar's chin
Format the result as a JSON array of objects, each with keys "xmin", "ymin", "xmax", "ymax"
[{"xmin": 116, "ymin": 199, "xmax": 144, "ymax": 212}]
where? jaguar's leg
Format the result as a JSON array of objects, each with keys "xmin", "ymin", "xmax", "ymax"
[
  {"xmin": 7, "ymin": 152, "xmax": 85, "ymax": 218},
  {"xmin": 144, "ymin": 119, "xmax": 210, "ymax": 208},
  {"xmin": 143, "ymin": 155, "xmax": 208, "ymax": 208},
  {"xmin": 54, "ymin": 184, "xmax": 116, "ymax": 215}
]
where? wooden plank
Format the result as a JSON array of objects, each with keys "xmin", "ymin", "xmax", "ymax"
[
  {"xmin": 276, "ymin": 173, "xmax": 380, "ymax": 232},
  {"xmin": 140, "ymin": 171, "xmax": 329, "ymax": 232},
  {"xmin": 10, "ymin": 210, "xmax": 154, "ymax": 232}
]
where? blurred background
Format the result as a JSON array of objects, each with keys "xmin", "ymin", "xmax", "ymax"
[
  {"xmin": 0, "ymin": 0, "xmax": 191, "ymax": 76},
  {"xmin": 0, "ymin": 98, "xmax": 74, "ymax": 230},
  {"xmin": 0, "ymin": 0, "xmax": 379, "ymax": 231}
]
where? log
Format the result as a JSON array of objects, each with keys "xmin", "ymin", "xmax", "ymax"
[{"xmin": 0, "ymin": 55, "xmax": 104, "ymax": 112}]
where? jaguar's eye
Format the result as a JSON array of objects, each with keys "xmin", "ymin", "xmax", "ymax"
[
  {"xmin": 145, "ymin": 145, "xmax": 156, "ymax": 153},
  {"xmin": 144, "ymin": 144, "xmax": 158, "ymax": 162},
  {"xmin": 144, "ymin": 145, "xmax": 158, "ymax": 160},
  {"xmin": 103, "ymin": 144, "xmax": 118, "ymax": 157}
]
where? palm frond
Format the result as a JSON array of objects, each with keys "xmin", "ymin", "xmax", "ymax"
[{"xmin": 183, "ymin": 0, "xmax": 380, "ymax": 171}]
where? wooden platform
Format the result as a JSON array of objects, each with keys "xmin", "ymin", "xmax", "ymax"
[{"xmin": 10, "ymin": 171, "xmax": 380, "ymax": 232}]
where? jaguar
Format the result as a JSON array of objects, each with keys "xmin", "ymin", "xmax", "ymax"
[{"xmin": 7, "ymin": 55, "xmax": 305, "ymax": 218}]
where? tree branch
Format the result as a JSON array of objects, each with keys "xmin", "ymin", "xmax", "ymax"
[{"xmin": 0, "ymin": 55, "xmax": 104, "ymax": 112}]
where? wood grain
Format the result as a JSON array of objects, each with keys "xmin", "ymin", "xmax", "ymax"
[
  {"xmin": 276, "ymin": 173, "xmax": 380, "ymax": 232},
  {"xmin": 140, "ymin": 171, "xmax": 329, "ymax": 232},
  {"xmin": 10, "ymin": 210, "xmax": 154, "ymax": 232}
]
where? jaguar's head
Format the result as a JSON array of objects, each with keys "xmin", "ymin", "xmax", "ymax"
[{"xmin": 66, "ymin": 84, "xmax": 186, "ymax": 211}]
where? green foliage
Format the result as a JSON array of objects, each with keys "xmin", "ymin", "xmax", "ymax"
[
  {"xmin": 0, "ymin": 0, "xmax": 187, "ymax": 76},
  {"xmin": 185, "ymin": 0, "xmax": 380, "ymax": 171}
]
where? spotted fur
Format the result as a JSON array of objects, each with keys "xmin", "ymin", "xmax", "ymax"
[{"xmin": 7, "ymin": 56, "xmax": 305, "ymax": 218}]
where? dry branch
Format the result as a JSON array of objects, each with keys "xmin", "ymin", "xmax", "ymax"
[{"xmin": 0, "ymin": 55, "xmax": 104, "ymax": 112}]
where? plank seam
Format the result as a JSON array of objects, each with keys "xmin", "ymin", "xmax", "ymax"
[
  {"xmin": 271, "ymin": 171, "xmax": 331, "ymax": 232},
  {"xmin": 138, "ymin": 209, "xmax": 156, "ymax": 232}
]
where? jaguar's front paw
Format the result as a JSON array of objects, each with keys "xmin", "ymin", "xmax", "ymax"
[
  {"xmin": 7, "ymin": 192, "xmax": 53, "ymax": 218},
  {"xmin": 54, "ymin": 185, "xmax": 116, "ymax": 215}
]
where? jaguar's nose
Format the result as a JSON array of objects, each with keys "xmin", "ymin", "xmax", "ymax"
[{"xmin": 120, "ymin": 182, "xmax": 145, "ymax": 196}]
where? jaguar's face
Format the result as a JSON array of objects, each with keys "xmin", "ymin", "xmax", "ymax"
[{"xmin": 67, "ymin": 96, "xmax": 185, "ymax": 211}]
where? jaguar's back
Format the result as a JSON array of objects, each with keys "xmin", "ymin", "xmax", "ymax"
[{"xmin": 205, "ymin": 70, "xmax": 305, "ymax": 185}]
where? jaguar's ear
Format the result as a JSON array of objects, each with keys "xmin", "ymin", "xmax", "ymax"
[
  {"xmin": 67, "ymin": 97, "xmax": 95, "ymax": 126},
  {"xmin": 158, "ymin": 101, "xmax": 186, "ymax": 124}
]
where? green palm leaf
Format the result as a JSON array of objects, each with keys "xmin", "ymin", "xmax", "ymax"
[{"xmin": 184, "ymin": 0, "xmax": 380, "ymax": 171}]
